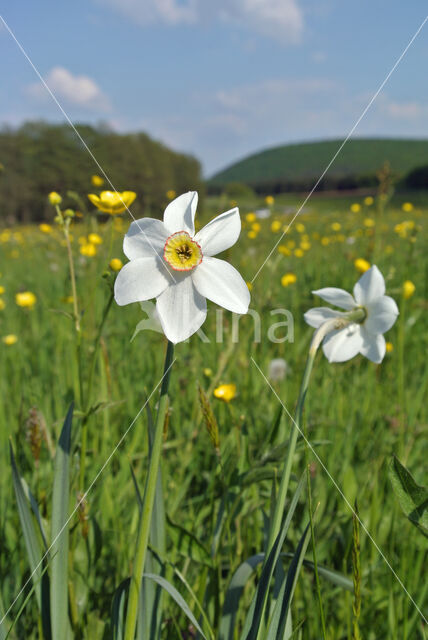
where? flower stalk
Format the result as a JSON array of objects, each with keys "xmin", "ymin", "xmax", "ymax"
[{"xmin": 124, "ymin": 340, "xmax": 174, "ymax": 640}]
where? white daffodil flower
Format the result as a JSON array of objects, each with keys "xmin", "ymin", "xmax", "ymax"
[
  {"xmin": 115, "ymin": 191, "xmax": 250, "ymax": 343},
  {"xmin": 304, "ymin": 265, "xmax": 399, "ymax": 363}
]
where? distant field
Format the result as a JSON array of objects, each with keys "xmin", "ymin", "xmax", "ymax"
[{"xmin": 210, "ymin": 138, "xmax": 428, "ymax": 187}]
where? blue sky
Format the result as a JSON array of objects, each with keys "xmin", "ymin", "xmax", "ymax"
[{"xmin": 0, "ymin": 1, "xmax": 427, "ymax": 175}]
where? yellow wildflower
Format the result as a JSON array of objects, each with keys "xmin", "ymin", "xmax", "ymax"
[
  {"xmin": 0, "ymin": 285, "xmax": 4, "ymax": 294},
  {"xmin": 91, "ymin": 174, "xmax": 104, "ymax": 187},
  {"xmin": 278, "ymin": 245, "xmax": 291, "ymax": 256},
  {"xmin": 39, "ymin": 223, "xmax": 53, "ymax": 233},
  {"xmin": 203, "ymin": 368, "xmax": 213, "ymax": 377},
  {"xmin": 0, "ymin": 299, "xmax": 5, "ymax": 311},
  {"xmin": 321, "ymin": 237, "xmax": 330, "ymax": 246},
  {"xmin": 62, "ymin": 296, "xmax": 74, "ymax": 304},
  {"xmin": 271, "ymin": 220, "xmax": 282, "ymax": 232},
  {"xmin": 350, "ymin": 203, "xmax": 361, "ymax": 213},
  {"xmin": 294, "ymin": 248, "xmax": 304, "ymax": 258},
  {"xmin": 166, "ymin": 189, "xmax": 176, "ymax": 200},
  {"xmin": 402, "ymin": 280, "xmax": 415, "ymax": 299},
  {"xmin": 251, "ymin": 222, "xmax": 261, "ymax": 233},
  {"xmin": 286, "ymin": 240, "xmax": 295, "ymax": 249},
  {"xmin": 363, "ymin": 218, "xmax": 375, "ymax": 227},
  {"xmin": 354, "ymin": 258, "xmax": 371, "ymax": 273},
  {"xmin": 2, "ymin": 334, "xmax": 18, "ymax": 346},
  {"xmin": 88, "ymin": 232, "xmax": 103, "ymax": 245},
  {"xmin": 245, "ymin": 212, "xmax": 256, "ymax": 223},
  {"xmin": 281, "ymin": 273, "xmax": 297, "ymax": 287},
  {"xmin": 109, "ymin": 258, "xmax": 123, "ymax": 272},
  {"xmin": 296, "ymin": 223, "xmax": 305, "ymax": 233},
  {"xmin": 385, "ymin": 342, "xmax": 393, "ymax": 353},
  {"xmin": 48, "ymin": 192, "xmax": 62, "ymax": 205},
  {"xmin": 87, "ymin": 190, "xmax": 136, "ymax": 215},
  {"xmin": 248, "ymin": 230, "xmax": 257, "ymax": 239},
  {"xmin": 213, "ymin": 384, "xmax": 237, "ymax": 403},
  {"xmin": 265, "ymin": 195, "xmax": 275, "ymax": 206},
  {"xmin": 402, "ymin": 202, "xmax": 413, "ymax": 212},
  {"xmin": 16, "ymin": 291, "xmax": 37, "ymax": 309},
  {"xmin": 364, "ymin": 196, "xmax": 374, "ymax": 206},
  {"xmin": 80, "ymin": 243, "xmax": 97, "ymax": 257},
  {"xmin": 246, "ymin": 281, "xmax": 253, "ymax": 291},
  {"xmin": 300, "ymin": 241, "xmax": 311, "ymax": 251}
]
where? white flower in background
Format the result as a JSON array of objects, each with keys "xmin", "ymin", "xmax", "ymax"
[
  {"xmin": 268, "ymin": 358, "xmax": 289, "ymax": 381},
  {"xmin": 304, "ymin": 265, "xmax": 399, "ymax": 364},
  {"xmin": 115, "ymin": 191, "xmax": 250, "ymax": 343}
]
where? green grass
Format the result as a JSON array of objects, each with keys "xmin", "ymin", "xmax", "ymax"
[
  {"xmin": 209, "ymin": 138, "xmax": 428, "ymax": 186},
  {"xmin": 0, "ymin": 192, "xmax": 426, "ymax": 638}
]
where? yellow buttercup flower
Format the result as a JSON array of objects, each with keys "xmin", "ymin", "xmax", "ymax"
[
  {"xmin": 296, "ymin": 223, "xmax": 305, "ymax": 233},
  {"xmin": 62, "ymin": 296, "xmax": 74, "ymax": 304},
  {"xmin": 402, "ymin": 202, "xmax": 413, "ymax": 213},
  {"xmin": 300, "ymin": 241, "xmax": 311, "ymax": 251},
  {"xmin": 321, "ymin": 237, "xmax": 330, "ymax": 246},
  {"xmin": 39, "ymin": 223, "xmax": 53, "ymax": 233},
  {"xmin": 402, "ymin": 280, "xmax": 415, "ymax": 299},
  {"xmin": 0, "ymin": 299, "xmax": 5, "ymax": 311},
  {"xmin": 2, "ymin": 334, "xmax": 18, "ymax": 346},
  {"xmin": 294, "ymin": 248, "xmax": 304, "ymax": 258},
  {"xmin": 16, "ymin": 291, "xmax": 37, "ymax": 309},
  {"xmin": 385, "ymin": 342, "xmax": 393, "ymax": 353},
  {"xmin": 281, "ymin": 273, "xmax": 297, "ymax": 287},
  {"xmin": 271, "ymin": 220, "xmax": 281, "ymax": 232},
  {"xmin": 265, "ymin": 195, "xmax": 275, "ymax": 206},
  {"xmin": 350, "ymin": 203, "xmax": 361, "ymax": 213},
  {"xmin": 48, "ymin": 192, "xmax": 62, "ymax": 206},
  {"xmin": 251, "ymin": 222, "xmax": 261, "ymax": 233},
  {"xmin": 166, "ymin": 189, "xmax": 176, "ymax": 200},
  {"xmin": 88, "ymin": 232, "xmax": 103, "ymax": 245},
  {"xmin": 203, "ymin": 368, "xmax": 212, "ymax": 377},
  {"xmin": 248, "ymin": 230, "xmax": 257, "ymax": 239},
  {"xmin": 278, "ymin": 245, "xmax": 291, "ymax": 256},
  {"xmin": 87, "ymin": 190, "xmax": 136, "ymax": 215},
  {"xmin": 0, "ymin": 285, "xmax": 5, "ymax": 294},
  {"xmin": 213, "ymin": 384, "xmax": 237, "ymax": 403},
  {"xmin": 331, "ymin": 222, "xmax": 341, "ymax": 231},
  {"xmin": 364, "ymin": 196, "xmax": 374, "ymax": 206},
  {"xmin": 286, "ymin": 240, "xmax": 295, "ymax": 249},
  {"xmin": 80, "ymin": 243, "xmax": 97, "ymax": 257},
  {"xmin": 245, "ymin": 212, "xmax": 256, "ymax": 223},
  {"xmin": 246, "ymin": 281, "xmax": 253, "ymax": 291},
  {"xmin": 364, "ymin": 218, "xmax": 375, "ymax": 227},
  {"xmin": 109, "ymin": 258, "xmax": 123, "ymax": 272},
  {"xmin": 354, "ymin": 258, "xmax": 371, "ymax": 273},
  {"xmin": 91, "ymin": 174, "xmax": 104, "ymax": 187}
]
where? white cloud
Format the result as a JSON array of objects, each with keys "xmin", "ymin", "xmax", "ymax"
[
  {"xmin": 28, "ymin": 66, "xmax": 111, "ymax": 112},
  {"xmin": 383, "ymin": 100, "xmax": 427, "ymax": 120},
  {"xmin": 95, "ymin": 0, "xmax": 303, "ymax": 43}
]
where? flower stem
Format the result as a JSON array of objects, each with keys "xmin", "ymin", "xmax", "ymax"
[{"xmin": 124, "ymin": 340, "xmax": 174, "ymax": 640}]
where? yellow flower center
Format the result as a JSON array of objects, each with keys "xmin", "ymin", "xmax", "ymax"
[{"xmin": 163, "ymin": 231, "xmax": 202, "ymax": 271}]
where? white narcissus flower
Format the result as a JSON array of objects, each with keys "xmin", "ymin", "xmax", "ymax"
[
  {"xmin": 304, "ymin": 265, "xmax": 399, "ymax": 364},
  {"xmin": 114, "ymin": 191, "xmax": 250, "ymax": 343}
]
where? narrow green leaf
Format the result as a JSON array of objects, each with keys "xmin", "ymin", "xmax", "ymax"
[
  {"xmin": 142, "ymin": 574, "xmax": 208, "ymax": 640},
  {"xmin": 111, "ymin": 578, "xmax": 130, "ymax": 640},
  {"xmin": 266, "ymin": 524, "xmax": 311, "ymax": 639},
  {"xmin": 389, "ymin": 455, "xmax": 428, "ymax": 535},
  {"xmin": 241, "ymin": 472, "xmax": 305, "ymax": 640},
  {"xmin": 50, "ymin": 403, "xmax": 73, "ymax": 640},
  {"xmin": 10, "ymin": 441, "xmax": 51, "ymax": 638}
]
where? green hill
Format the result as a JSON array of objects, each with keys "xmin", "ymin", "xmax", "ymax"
[{"xmin": 209, "ymin": 138, "xmax": 428, "ymax": 191}]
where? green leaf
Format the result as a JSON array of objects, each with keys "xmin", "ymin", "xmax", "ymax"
[
  {"xmin": 9, "ymin": 442, "xmax": 51, "ymax": 638},
  {"xmin": 50, "ymin": 404, "xmax": 73, "ymax": 640},
  {"xmin": 143, "ymin": 574, "xmax": 208, "ymax": 640},
  {"xmin": 241, "ymin": 472, "xmax": 306, "ymax": 640},
  {"xmin": 266, "ymin": 524, "xmax": 311, "ymax": 639},
  {"xmin": 111, "ymin": 578, "xmax": 130, "ymax": 640},
  {"xmin": 389, "ymin": 455, "xmax": 428, "ymax": 535}
]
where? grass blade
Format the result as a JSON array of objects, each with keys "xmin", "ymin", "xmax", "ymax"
[
  {"xmin": 50, "ymin": 403, "xmax": 73, "ymax": 640},
  {"xmin": 111, "ymin": 578, "xmax": 130, "ymax": 640}
]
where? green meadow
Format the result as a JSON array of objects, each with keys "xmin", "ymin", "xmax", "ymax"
[{"xmin": 0, "ymin": 190, "xmax": 426, "ymax": 639}]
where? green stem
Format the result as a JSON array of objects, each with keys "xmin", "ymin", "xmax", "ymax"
[
  {"xmin": 124, "ymin": 341, "xmax": 174, "ymax": 640},
  {"xmin": 267, "ymin": 308, "xmax": 366, "ymax": 554}
]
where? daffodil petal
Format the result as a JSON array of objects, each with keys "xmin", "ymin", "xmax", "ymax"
[
  {"xmin": 192, "ymin": 257, "xmax": 250, "ymax": 314},
  {"xmin": 123, "ymin": 218, "xmax": 169, "ymax": 260},
  {"xmin": 364, "ymin": 295, "xmax": 399, "ymax": 334},
  {"xmin": 194, "ymin": 207, "xmax": 240, "ymax": 256},
  {"xmin": 163, "ymin": 191, "xmax": 198, "ymax": 235},
  {"xmin": 353, "ymin": 265, "xmax": 385, "ymax": 304},
  {"xmin": 312, "ymin": 287, "xmax": 356, "ymax": 310},
  {"xmin": 360, "ymin": 329, "xmax": 386, "ymax": 363},
  {"xmin": 322, "ymin": 324, "xmax": 363, "ymax": 363},
  {"xmin": 114, "ymin": 257, "xmax": 169, "ymax": 306},
  {"xmin": 303, "ymin": 307, "xmax": 342, "ymax": 329},
  {"xmin": 156, "ymin": 274, "xmax": 207, "ymax": 343}
]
